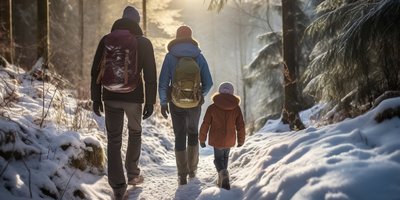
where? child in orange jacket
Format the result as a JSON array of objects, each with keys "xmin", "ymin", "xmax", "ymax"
[{"xmin": 199, "ymin": 82, "xmax": 246, "ymax": 190}]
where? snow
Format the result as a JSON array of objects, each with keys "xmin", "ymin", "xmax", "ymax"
[{"xmin": 1, "ymin": 64, "xmax": 400, "ymax": 200}]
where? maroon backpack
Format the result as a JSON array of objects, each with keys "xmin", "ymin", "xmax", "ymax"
[{"xmin": 96, "ymin": 30, "xmax": 141, "ymax": 93}]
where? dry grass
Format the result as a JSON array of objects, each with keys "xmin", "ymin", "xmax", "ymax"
[{"xmin": 70, "ymin": 142, "xmax": 105, "ymax": 172}]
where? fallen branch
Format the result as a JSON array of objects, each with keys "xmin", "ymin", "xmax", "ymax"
[{"xmin": 372, "ymin": 91, "xmax": 400, "ymax": 108}]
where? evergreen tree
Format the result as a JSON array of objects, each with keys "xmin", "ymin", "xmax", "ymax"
[{"xmin": 304, "ymin": 0, "xmax": 400, "ymax": 117}]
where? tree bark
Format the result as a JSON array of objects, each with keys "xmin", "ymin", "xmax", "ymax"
[
  {"xmin": 37, "ymin": 0, "xmax": 49, "ymax": 67},
  {"xmin": 281, "ymin": 0, "xmax": 304, "ymax": 130}
]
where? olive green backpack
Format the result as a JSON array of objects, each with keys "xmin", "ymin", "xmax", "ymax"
[{"xmin": 171, "ymin": 57, "xmax": 201, "ymax": 108}]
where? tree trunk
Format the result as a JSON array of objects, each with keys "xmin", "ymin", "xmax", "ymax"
[
  {"xmin": 79, "ymin": 0, "xmax": 84, "ymax": 77},
  {"xmin": 281, "ymin": 0, "xmax": 304, "ymax": 130},
  {"xmin": 237, "ymin": 1, "xmax": 247, "ymax": 119},
  {"xmin": 37, "ymin": 0, "xmax": 49, "ymax": 67},
  {"xmin": 142, "ymin": 0, "xmax": 147, "ymax": 36},
  {"xmin": 0, "ymin": 0, "xmax": 14, "ymax": 64}
]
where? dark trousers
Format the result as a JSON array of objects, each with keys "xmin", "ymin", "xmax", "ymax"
[
  {"xmin": 104, "ymin": 101, "xmax": 142, "ymax": 190},
  {"xmin": 214, "ymin": 148, "xmax": 230, "ymax": 172},
  {"xmin": 169, "ymin": 103, "xmax": 201, "ymax": 151}
]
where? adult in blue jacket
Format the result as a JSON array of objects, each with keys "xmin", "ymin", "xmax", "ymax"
[{"xmin": 159, "ymin": 25, "xmax": 213, "ymax": 185}]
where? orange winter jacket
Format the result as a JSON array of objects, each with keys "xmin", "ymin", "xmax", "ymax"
[{"xmin": 199, "ymin": 93, "xmax": 246, "ymax": 148}]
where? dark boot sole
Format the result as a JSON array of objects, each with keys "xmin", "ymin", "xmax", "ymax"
[
  {"xmin": 221, "ymin": 179, "xmax": 230, "ymax": 190},
  {"xmin": 178, "ymin": 177, "xmax": 187, "ymax": 185}
]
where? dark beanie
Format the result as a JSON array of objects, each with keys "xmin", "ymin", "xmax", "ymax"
[
  {"xmin": 122, "ymin": 6, "xmax": 140, "ymax": 23},
  {"xmin": 176, "ymin": 25, "xmax": 192, "ymax": 39}
]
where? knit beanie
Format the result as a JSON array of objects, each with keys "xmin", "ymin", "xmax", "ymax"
[
  {"xmin": 122, "ymin": 6, "xmax": 140, "ymax": 23},
  {"xmin": 176, "ymin": 25, "xmax": 192, "ymax": 39},
  {"xmin": 218, "ymin": 82, "xmax": 234, "ymax": 95}
]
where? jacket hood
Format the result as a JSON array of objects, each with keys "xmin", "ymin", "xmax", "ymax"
[
  {"xmin": 167, "ymin": 38, "xmax": 201, "ymax": 57},
  {"xmin": 212, "ymin": 93, "xmax": 240, "ymax": 111},
  {"xmin": 111, "ymin": 18, "xmax": 143, "ymax": 36}
]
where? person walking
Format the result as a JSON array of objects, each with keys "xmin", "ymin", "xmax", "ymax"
[
  {"xmin": 91, "ymin": 6, "xmax": 157, "ymax": 200},
  {"xmin": 159, "ymin": 25, "xmax": 213, "ymax": 185},
  {"xmin": 199, "ymin": 82, "xmax": 246, "ymax": 190}
]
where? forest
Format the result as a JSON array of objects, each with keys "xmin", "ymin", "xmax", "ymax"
[{"xmin": 0, "ymin": 0, "xmax": 399, "ymax": 199}]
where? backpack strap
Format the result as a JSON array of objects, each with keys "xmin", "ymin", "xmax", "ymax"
[
  {"xmin": 96, "ymin": 51, "xmax": 107, "ymax": 84},
  {"xmin": 135, "ymin": 44, "xmax": 139, "ymax": 74},
  {"xmin": 123, "ymin": 49, "xmax": 129, "ymax": 84}
]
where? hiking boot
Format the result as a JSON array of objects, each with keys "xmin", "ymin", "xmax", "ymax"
[
  {"xmin": 219, "ymin": 169, "xmax": 230, "ymax": 190},
  {"xmin": 175, "ymin": 150, "xmax": 189, "ymax": 185},
  {"xmin": 217, "ymin": 173, "xmax": 222, "ymax": 187},
  {"xmin": 187, "ymin": 145, "xmax": 199, "ymax": 178},
  {"xmin": 189, "ymin": 171, "xmax": 196, "ymax": 179},
  {"xmin": 128, "ymin": 175, "xmax": 144, "ymax": 185},
  {"xmin": 113, "ymin": 185, "xmax": 127, "ymax": 200},
  {"xmin": 178, "ymin": 175, "xmax": 187, "ymax": 185}
]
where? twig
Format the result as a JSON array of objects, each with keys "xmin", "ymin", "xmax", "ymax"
[
  {"xmin": 53, "ymin": 148, "xmax": 57, "ymax": 160},
  {"xmin": 22, "ymin": 159, "xmax": 32, "ymax": 198},
  {"xmin": 0, "ymin": 161, "xmax": 10, "ymax": 179},
  {"xmin": 42, "ymin": 69, "xmax": 45, "ymax": 127},
  {"xmin": 0, "ymin": 77, "xmax": 17, "ymax": 107},
  {"xmin": 40, "ymin": 83, "xmax": 60, "ymax": 128},
  {"xmin": 0, "ymin": 131, "xmax": 16, "ymax": 179},
  {"xmin": 59, "ymin": 169, "xmax": 77, "ymax": 200},
  {"xmin": 47, "ymin": 144, "xmax": 51, "ymax": 159}
]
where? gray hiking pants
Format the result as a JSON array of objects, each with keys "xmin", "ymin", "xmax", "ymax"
[
  {"xmin": 104, "ymin": 100, "xmax": 142, "ymax": 190},
  {"xmin": 169, "ymin": 103, "xmax": 201, "ymax": 151}
]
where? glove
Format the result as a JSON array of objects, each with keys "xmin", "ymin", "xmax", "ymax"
[
  {"xmin": 142, "ymin": 104, "xmax": 154, "ymax": 120},
  {"xmin": 161, "ymin": 104, "xmax": 169, "ymax": 119},
  {"xmin": 199, "ymin": 96, "xmax": 205, "ymax": 105},
  {"xmin": 200, "ymin": 143, "xmax": 206, "ymax": 148},
  {"xmin": 93, "ymin": 101, "xmax": 103, "ymax": 117},
  {"xmin": 237, "ymin": 143, "xmax": 243, "ymax": 147}
]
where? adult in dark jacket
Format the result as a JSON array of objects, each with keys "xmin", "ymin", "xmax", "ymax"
[
  {"xmin": 159, "ymin": 25, "xmax": 213, "ymax": 185},
  {"xmin": 90, "ymin": 6, "xmax": 156, "ymax": 200}
]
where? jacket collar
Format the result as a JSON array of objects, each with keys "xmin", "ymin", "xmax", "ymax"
[
  {"xmin": 212, "ymin": 93, "xmax": 240, "ymax": 111},
  {"xmin": 167, "ymin": 38, "xmax": 198, "ymax": 52}
]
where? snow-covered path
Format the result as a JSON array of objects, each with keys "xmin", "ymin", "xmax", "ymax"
[
  {"xmin": 105, "ymin": 116, "xmax": 220, "ymax": 200},
  {"xmin": 125, "ymin": 153, "xmax": 215, "ymax": 200}
]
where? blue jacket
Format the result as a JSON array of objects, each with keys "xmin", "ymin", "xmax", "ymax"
[{"xmin": 159, "ymin": 39, "xmax": 213, "ymax": 106}]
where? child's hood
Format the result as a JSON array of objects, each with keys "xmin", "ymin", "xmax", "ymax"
[{"xmin": 212, "ymin": 93, "xmax": 240, "ymax": 111}]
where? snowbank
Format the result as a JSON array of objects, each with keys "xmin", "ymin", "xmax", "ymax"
[
  {"xmin": 198, "ymin": 98, "xmax": 400, "ymax": 200},
  {"xmin": 0, "ymin": 65, "xmax": 109, "ymax": 199}
]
